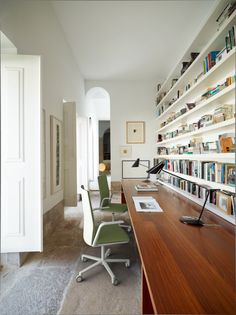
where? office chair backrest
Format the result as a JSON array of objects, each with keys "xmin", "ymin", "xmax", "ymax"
[
  {"xmin": 98, "ymin": 174, "xmax": 110, "ymax": 207},
  {"xmin": 81, "ymin": 186, "xmax": 95, "ymax": 246}
]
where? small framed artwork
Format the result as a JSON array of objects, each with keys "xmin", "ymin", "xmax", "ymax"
[
  {"xmin": 120, "ymin": 146, "xmax": 132, "ymax": 158},
  {"xmin": 126, "ymin": 121, "xmax": 145, "ymax": 144},
  {"xmin": 50, "ymin": 115, "xmax": 63, "ymax": 194},
  {"xmin": 216, "ymin": 192, "xmax": 232, "ymax": 215}
]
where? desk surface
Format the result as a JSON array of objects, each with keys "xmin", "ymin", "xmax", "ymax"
[{"xmin": 122, "ymin": 180, "xmax": 236, "ymax": 314}]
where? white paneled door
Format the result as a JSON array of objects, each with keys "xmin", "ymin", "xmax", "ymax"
[{"xmin": 1, "ymin": 54, "xmax": 42, "ymax": 252}]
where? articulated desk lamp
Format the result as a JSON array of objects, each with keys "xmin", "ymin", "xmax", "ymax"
[
  {"xmin": 133, "ymin": 158, "xmax": 220, "ymax": 226},
  {"xmin": 131, "ymin": 158, "xmax": 165, "ymax": 182}
]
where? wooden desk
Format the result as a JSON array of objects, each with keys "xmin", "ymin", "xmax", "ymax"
[{"xmin": 122, "ymin": 180, "xmax": 236, "ymax": 314}]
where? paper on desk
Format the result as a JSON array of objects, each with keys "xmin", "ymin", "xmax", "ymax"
[{"xmin": 132, "ymin": 196, "xmax": 163, "ymax": 212}]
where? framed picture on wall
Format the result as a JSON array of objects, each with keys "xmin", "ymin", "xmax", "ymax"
[
  {"xmin": 50, "ymin": 115, "xmax": 63, "ymax": 194},
  {"xmin": 120, "ymin": 145, "xmax": 132, "ymax": 158},
  {"xmin": 126, "ymin": 121, "xmax": 145, "ymax": 144}
]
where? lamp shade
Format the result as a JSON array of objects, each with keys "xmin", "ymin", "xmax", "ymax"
[
  {"xmin": 146, "ymin": 160, "xmax": 165, "ymax": 174},
  {"xmin": 132, "ymin": 158, "xmax": 140, "ymax": 167}
]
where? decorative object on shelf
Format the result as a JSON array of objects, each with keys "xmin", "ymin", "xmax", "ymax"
[
  {"xmin": 186, "ymin": 102, "xmax": 196, "ymax": 110},
  {"xmin": 216, "ymin": 47, "xmax": 228, "ymax": 62},
  {"xmin": 190, "ymin": 52, "xmax": 200, "ymax": 63},
  {"xmin": 50, "ymin": 115, "xmax": 63, "ymax": 194},
  {"xmin": 198, "ymin": 114, "xmax": 213, "ymax": 128},
  {"xmin": 171, "ymin": 78, "xmax": 178, "ymax": 87},
  {"xmin": 126, "ymin": 121, "xmax": 145, "ymax": 144},
  {"xmin": 219, "ymin": 134, "xmax": 234, "ymax": 152},
  {"xmin": 157, "ymin": 83, "xmax": 161, "ymax": 92},
  {"xmin": 216, "ymin": 191, "xmax": 232, "ymax": 214},
  {"xmin": 120, "ymin": 146, "xmax": 132, "ymax": 158},
  {"xmin": 214, "ymin": 104, "xmax": 234, "ymax": 121},
  {"xmin": 181, "ymin": 61, "xmax": 190, "ymax": 76}
]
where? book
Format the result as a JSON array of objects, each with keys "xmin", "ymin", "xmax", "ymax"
[
  {"xmin": 135, "ymin": 183, "xmax": 158, "ymax": 192},
  {"xmin": 132, "ymin": 196, "xmax": 163, "ymax": 212},
  {"xmin": 207, "ymin": 51, "xmax": 220, "ymax": 69}
]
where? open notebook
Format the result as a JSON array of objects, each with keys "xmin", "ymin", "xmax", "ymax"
[{"xmin": 132, "ymin": 196, "xmax": 163, "ymax": 212}]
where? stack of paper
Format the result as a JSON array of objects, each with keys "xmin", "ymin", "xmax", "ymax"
[
  {"xmin": 135, "ymin": 183, "xmax": 158, "ymax": 192},
  {"xmin": 132, "ymin": 196, "xmax": 163, "ymax": 212}
]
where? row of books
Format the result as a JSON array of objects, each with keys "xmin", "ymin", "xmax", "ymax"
[
  {"xmin": 165, "ymin": 160, "xmax": 198, "ymax": 177},
  {"xmin": 163, "ymin": 175, "xmax": 235, "ymax": 215},
  {"xmin": 203, "ymin": 50, "xmax": 220, "ymax": 74},
  {"xmin": 157, "ymin": 133, "xmax": 235, "ymax": 155},
  {"xmin": 164, "ymin": 160, "xmax": 235, "ymax": 186},
  {"xmin": 201, "ymin": 162, "xmax": 235, "ymax": 185}
]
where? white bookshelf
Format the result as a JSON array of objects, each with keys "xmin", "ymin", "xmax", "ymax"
[
  {"xmin": 157, "ymin": 83, "xmax": 235, "ymax": 133},
  {"xmin": 154, "ymin": 1, "xmax": 236, "ymax": 224},
  {"xmin": 156, "ymin": 48, "xmax": 235, "ymax": 120},
  {"xmin": 162, "ymin": 169, "xmax": 235, "ymax": 193},
  {"xmin": 156, "ymin": 118, "xmax": 235, "ymax": 145},
  {"xmin": 156, "ymin": 153, "xmax": 235, "ymax": 162},
  {"xmin": 159, "ymin": 180, "xmax": 236, "ymax": 224},
  {"xmin": 155, "ymin": 8, "xmax": 236, "ymax": 112}
]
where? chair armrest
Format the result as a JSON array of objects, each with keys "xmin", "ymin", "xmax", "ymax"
[
  {"xmin": 92, "ymin": 220, "xmax": 124, "ymax": 246},
  {"xmin": 101, "ymin": 197, "xmax": 111, "ymax": 207},
  {"xmin": 93, "ymin": 206, "xmax": 110, "ymax": 211}
]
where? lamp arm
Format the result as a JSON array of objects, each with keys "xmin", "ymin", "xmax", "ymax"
[
  {"xmin": 198, "ymin": 189, "xmax": 210, "ymax": 222},
  {"xmin": 139, "ymin": 163, "xmax": 148, "ymax": 168}
]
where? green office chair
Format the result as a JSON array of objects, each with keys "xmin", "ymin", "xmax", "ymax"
[
  {"xmin": 76, "ymin": 185, "xmax": 130, "ymax": 286},
  {"xmin": 97, "ymin": 174, "xmax": 131, "ymax": 232}
]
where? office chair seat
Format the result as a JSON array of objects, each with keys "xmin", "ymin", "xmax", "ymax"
[
  {"xmin": 97, "ymin": 174, "xmax": 131, "ymax": 231},
  {"xmin": 100, "ymin": 202, "xmax": 127, "ymax": 213},
  {"xmin": 95, "ymin": 224, "xmax": 129, "ymax": 245},
  {"xmin": 76, "ymin": 186, "xmax": 130, "ymax": 286}
]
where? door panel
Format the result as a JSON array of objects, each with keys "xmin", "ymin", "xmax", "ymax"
[{"xmin": 1, "ymin": 54, "xmax": 42, "ymax": 252}]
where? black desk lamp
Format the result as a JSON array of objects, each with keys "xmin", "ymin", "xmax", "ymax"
[
  {"xmin": 132, "ymin": 158, "xmax": 151, "ymax": 182},
  {"xmin": 145, "ymin": 160, "xmax": 221, "ymax": 226},
  {"xmin": 132, "ymin": 158, "xmax": 148, "ymax": 168}
]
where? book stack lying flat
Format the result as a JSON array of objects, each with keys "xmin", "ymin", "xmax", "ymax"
[{"xmin": 135, "ymin": 183, "xmax": 158, "ymax": 192}]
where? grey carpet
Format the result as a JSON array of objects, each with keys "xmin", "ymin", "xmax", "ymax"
[
  {"xmin": 58, "ymin": 233, "xmax": 141, "ymax": 315},
  {"xmin": 0, "ymin": 267, "xmax": 73, "ymax": 315},
  {"xmin": 0, "ymin": 192, "xmax": 141, "ymax": 315}
]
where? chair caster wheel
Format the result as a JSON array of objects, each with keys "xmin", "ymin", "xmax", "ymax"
[
  {"xmin": 112, "ymin": 278, "xmax": 119, "ymax": 286},
  {"xmin": 76, "ymin": 275, "xmax": 83, "ymax": 283},
  {"xmin": 81, "ymin": 256, "xmax": 88, "ymax": 262},
  {"xmin": 105, "ymin": 248, "xmax": 111, "ymax": 257},
  {"xmin": 125, "ymin": 261, "xmax": 130, "ymax": 268}
]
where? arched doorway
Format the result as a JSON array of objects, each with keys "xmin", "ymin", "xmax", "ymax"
[{"xmin": 85, "ymin": 87, "xmax": 110, "ymax": 189}]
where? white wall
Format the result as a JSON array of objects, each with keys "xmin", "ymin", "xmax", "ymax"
[
  {"xmin": 85, "ymin": 80, "xmax": 157, "ymax": 181},
  {"xmin": 0, "ymin": 0, "xmax": 85, "ymax": 213}
]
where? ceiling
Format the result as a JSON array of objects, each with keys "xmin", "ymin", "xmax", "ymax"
[{"xmin": 52, "ymin": 0, "xmax": 217, "ymax": 81}]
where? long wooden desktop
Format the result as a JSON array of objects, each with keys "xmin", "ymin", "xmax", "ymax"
[{"xmin": 122, "ymin": 179, "xmax": 236, "ymax": 314}]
